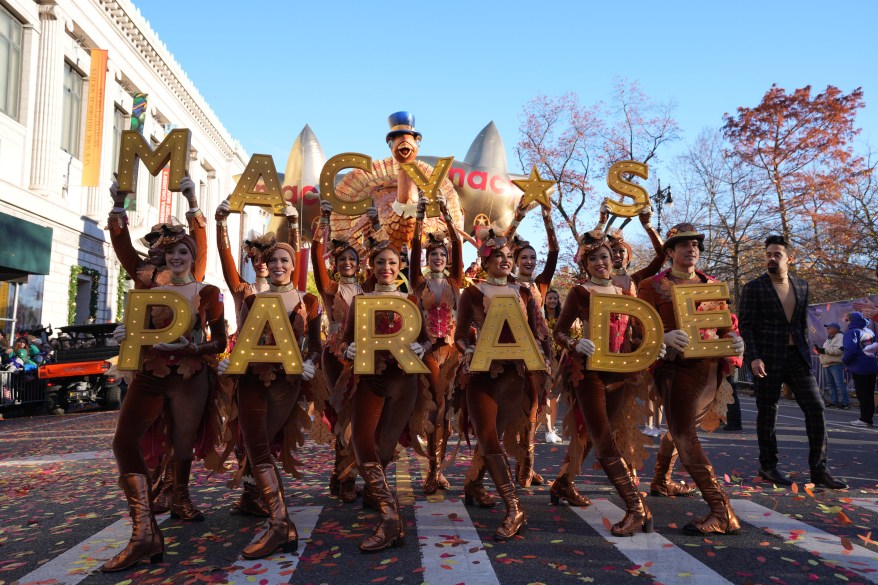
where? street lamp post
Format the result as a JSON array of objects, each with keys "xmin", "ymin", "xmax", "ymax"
[{"xmin": 651, "ymin": 179, "xmax": 673, "ymax": 233}]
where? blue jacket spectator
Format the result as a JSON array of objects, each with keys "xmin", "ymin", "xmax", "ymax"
[{"xmin": 842, "ymin": 312, "xmax": 878, "ymax": 375}]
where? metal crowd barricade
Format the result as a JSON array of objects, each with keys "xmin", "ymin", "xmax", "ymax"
[{"xmin": 0, "ymin": 369, "xmax": 47, "ymax": 409}]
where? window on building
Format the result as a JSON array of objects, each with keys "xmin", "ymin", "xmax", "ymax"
[
  {"xmin": 0, "ymin": 5, "xmax": 23, "ymax": 118},
  {"xmin": 61, "ymin": 63, "xmax": 83, "ymax": 157},
  {"xmin": 111, "ymin": 106, "xmax": 127, "ymax": 171}
]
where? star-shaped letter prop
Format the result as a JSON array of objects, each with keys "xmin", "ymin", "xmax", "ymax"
[{"xmin": 513, "ymin": 165, "xmax": 554, "ymax": 210}]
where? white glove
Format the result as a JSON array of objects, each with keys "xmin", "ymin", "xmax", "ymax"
[
  {"xmin": 320, "ymin": 200, "xmax": 333, "ymax": 215},
  {"xmin": 344, "ymin": 342, "xmax": 357, "ymax": 361},
  {"xmin": 284, "ymin": 202, "xmax": 299, "ymax": 219},
  {"xmin": 153, "ymin": 336, "xmax": 190, "ymax": 352},
  {"xmin": 575, "ymin": 338, "xmax": 596, "ymax": 357},
  {"xmin": 864, "ymin": 342, "xmax": 878, "ymax": 357},
  {"xmin": 410, "ymin": 342, "xmax": 425, "ymax": 359},
  {"xmin": 109, "ymin": 180, "xmax": 126, "ymax": 206},
  {"xmin": 112, "ymin": 324, "xmax": 126, "ymax": 344},
  {"xmin": 436, "ymin": 194, "xmax": 447, "ymax": 213},
  {"xmin": 301, "ymin": 360, "xmax": 316, "ymax": 381},
  {"xmin": 365, "ymin": 206, "xmax": 379, "ymax": 221},
  {"xmin": 657, "ymin": 343, "xmax": 667, "ymax": 360},
  {"xmin": 664, "ymin": 330, "xmax": 690, "ymax": 351},
  {"xmin": 180, "ymin": 176, "xmax": 197, "ymax": 206},
  {"xmin": 728, "ymin": 333, "xmax": 745, "ymax": 356},
  {"xmin": 215, "ymin": 197, "xmax": 231, "ymax": 220},
  {"xmin": 600, "ymin": 201, "xmax": 611, "ymax": 215},
  {"xmin": 217, "ymin": 358, "xmax": 230, "ymax": 375}
]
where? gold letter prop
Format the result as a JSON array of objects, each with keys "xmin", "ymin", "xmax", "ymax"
[
  {"xmin": 470, "ymin": 296, "xmax": 547, "ymax": 372},
  {"xmin": 320, "ymin": 153, "xmax": 374, "ymax": 216},
  {"xmin": 587, "ymin": 293, "xmax": 664, "ymax": 373},
  {"xmin": 115, "ymin": 129, "xmax": 192, "ymax": 194},
  {"xmin": 227, "ymin": 154, "xmax": 287, "ymax": 214},
  {"xmin": 672, "ymin": 282, "xmax": 737, "ymax": 359},
  {"xmin": 603, "ymin": 160, "xmax": 649, "ymax": 218},
  {"xmin": 225, "ymin": 294, "xmax": 304, "ymax": 375},
  {"xmin": 353, "ymin": 295, "xmax": 429, "ymax": 375},
  {"xmin": 400, "ymin": 157, "xmax": 454, "ymax": 218},
  {"xmin": 118, "ymin": 289, "xmax": 194, "ymax": 370}
]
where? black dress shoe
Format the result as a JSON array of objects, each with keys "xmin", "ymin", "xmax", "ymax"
[
  {"xmin": 723, "ymin": 424, "xmax": 742, "ymax": 431},
  {"xmin": 758, "ymin": 467, "xmax": 793, "ymax": 486},
  {"xmin": 811, "ymin": 470, "xmax": 848, "ymax": 490}
]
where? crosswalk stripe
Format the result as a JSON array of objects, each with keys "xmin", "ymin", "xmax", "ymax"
[
  {"xmin": 569, "ymin": 498, "xmax": 733, "ymax": 585},
  {"xmin": 848, "ymin": 497, "xmax": 878, "ymax": 515},
  {"xmin": 0, "ymin": 450, "xmax": 112, "ymax": 467},
  {"xmin": 16, "ymin": 513, "xmax": 169, "ymax": 585},
  {"xmin": 732, "ymin": 499, "xmax": 878, "ymax": 583},
  {"xmin": 224, "ymin": 506, "xmax": 323, "ymax": 584},
  {"xmin": 415, "ymin": 499, "xmax": 499, "ymax": 585}
]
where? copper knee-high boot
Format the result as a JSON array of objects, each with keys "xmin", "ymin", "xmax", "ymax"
[
  {"xmin": 650, "ymin": 453, "xmax": 693, "ymax": 497},
  {"xmin": 359, "ymin": 462, "xmax": 404, "ymax": 553},
  {"xmin": 550, "ymin": 475, "xmax": 592, "ymax": 506},
  {"xmin": 170, "ymin": 459, "xmax": 204, "ymax": 522},
  {"xmin": 682, "ymin": 464, "xmax": 741, "ymax": 535},
  {"xmin": 231, "ymin": 459, "xmax": 270, "ymax": 517},
  {"xmin": 599, "ymin": 457, "xmax": 653, "ymax": 537},
  {"xmin": 102, "ymin": 474, "xmax": 164, "ymax": 572},
  {"xmin": 424, "ymin": 423, "xmax": 446, "ymax": 495},
  {"xmin": 242, "ymin": 463, "xmax": 298, "ymax": 559},
  {"xmin": 516, "ymin": 419, "xmax": 545, "ymax": 487},
  {"xmin": 151, "ymin": 464, "xmax": 174, "ymax": 513},
  {"xmin": 463, "ymin": 450, "xmax": 496, "ymax": 508},
  {"xmin": 484, "ymin": 454, "xmax": 527, "ymax": 541}
]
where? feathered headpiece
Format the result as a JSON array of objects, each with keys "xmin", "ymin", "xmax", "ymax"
[
  {"xmin": 141, "ymin": 218, "xmax": 185, "ymax": 248},
  {"xmin": 574, "ymin": 229, "xmax": 613, "ymax": 267},
  {"xmin": 510, "ymin": 234, "xmax": 534, "ymax": 261},
  {"xmin": 261, "ymin": 241, "xmax": 295, "ymax": 264},
  {"xmin": 365, "ymin": 237, "xmax": 401, "ymax": 266},
  {"xmin": 329, "ymin": 238, "xmax": 359, "ymax": 262},
  {"xmin": 475, "ymin": 227, "xmax": 508, "ymax": 264},
  {"xmin": 606, "ymin": 228, "xmax": 633, "ymax": 265},
  {"xmin": 242, "ymin": 232, "xmax": 277, "ymax": 264},
  {"xmin": 425, "ymin": 231, "xmax": 449, "ymax": 254}
]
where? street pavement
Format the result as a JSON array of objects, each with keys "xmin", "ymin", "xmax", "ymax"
[{"xmin": 1, "ymin": 395, "xmax": 877, "ymax": 585}]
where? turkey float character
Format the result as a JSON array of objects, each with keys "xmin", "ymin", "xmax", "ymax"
[{"xmin": 328, "ymin": 112, "xmax": 465, "ymax": 252}]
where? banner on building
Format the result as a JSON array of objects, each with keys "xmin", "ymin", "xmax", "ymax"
[
  {"xmin": 127, "ymin": 93, "xmax": 148, "ymax": 211},
  {"xmin": 81, "ymin": 49, "xmax": 108, "ymax": 187},
  {"xmin": 158, "ymin": 167, "xmax": 172, "ymax": 223}
]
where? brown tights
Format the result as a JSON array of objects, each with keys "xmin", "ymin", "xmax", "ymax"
[
  {"xmin": 237, "ymin": 373, "xmax": 302, "ymax": 467},
  {"xmin": 113, "ymin": 368, "xmax": 210, "ymax": 475},
  {"xmin": 351, "ymin": 365, "xmax": 418, "ymax": 466},
  {"xmin": 465, "ymin": 368, "xmax": 527, "ymax": 456},
  {"xmin": 655, "ymin": 359, "xmax": 720, "ymax": 467}
]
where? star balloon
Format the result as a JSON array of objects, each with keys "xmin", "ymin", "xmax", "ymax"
[{"xmin": 512, "ymin": 165, "xmax": 554, "ymax": 209}]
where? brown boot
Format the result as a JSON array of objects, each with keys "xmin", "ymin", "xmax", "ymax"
[
  {"xmin": 359, "ymin": 462, "xmax": 404, "ymax": 553},
  {"xmin": 484, "ymin": 454, "xmax": 526, "ymax": 541},
  {"xmin": 550, "ymin": 475, "xmax": 592, "ymax": 507},
  {"xmin": 231, "ymin": 480, "xmax": 271, "ymax": 517},
  {"xmin": 242, "ymin": 463, "xmax": 298, "ymax": 559},
  {"xmin": 516, "ymin": 419, "xmax": 544, "ymax": 487},
  {"xmin": 151, "ymin": 465, "xmax": 174, "ymax": 514},
  {"xmin": 463, "ymin": 451, "xmax": 496, "ymax": 508},
  {"xmin": 599, "ymin": 457, "xmax": 653, "ymax": 537},
  {"xmin": 682, "ymin": 464, "xmax": 741, "ymax": 535},
  {"xmin": 170, "ymin": 459, "xmax": 204, "ymax": 522},
  {"xmin": 423, "ymin": 425, "xmax": 444, "ymax": 495},
  {"xmin": 102, "ymin": 474, "xmax": 164, "ymax": 572},
  {"xmin": 650, "ymin": 453, "xmax": 693, "ymax": 497},
  {"xmin": 340, "ymin": 477, "xmax": 359, "ymax": 503}
]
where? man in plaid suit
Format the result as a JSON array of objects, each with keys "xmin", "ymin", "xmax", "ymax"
[{"xmin": 739, "ymin": 235, "xmax": 846, "ymax": 489}]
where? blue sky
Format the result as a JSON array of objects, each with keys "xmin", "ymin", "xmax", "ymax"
[{"xmin": 134, "ymin": 0, "xmax": 876, "ymax": 254}]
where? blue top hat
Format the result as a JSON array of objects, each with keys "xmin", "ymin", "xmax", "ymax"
[{"xmin": 386, "ymin": 111, "xmax": 422, "ymax": 143}]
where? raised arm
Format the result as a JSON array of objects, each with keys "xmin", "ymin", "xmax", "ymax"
[
  {"xmin": 442, "ymin": 195, "xmax": 464, "ymax": 284},
  {"xmin": 179, "ymin": 177, "xmax": 207, "ymax": 282},
  {"xmin": 214, "ymin": 198, "xmax": 247, "ymax": 296},
  {"xmin": 285, "ymin": 204, "xmax": 301, "ymax": 290},
  {"xmin": 107, "ymin": 181, "xmax": 143, "ymax": 278},
  {"xmin": 410, "ymin": 198, "xmax": 426, "ymax": 292},
  {"xmin": 311, "ymin": 206, "xmax": 335, "ymax": 298},
  {"xmin": 554, "ymin": 286, "xmax": 584, "ymax": 351},
  {"xmin": 502, "ymin": 199, "xmax": 528, "ymax": 240},
  {"xmin": 536, "ymin": 205, "xmax": 558, "ymax": 287}
]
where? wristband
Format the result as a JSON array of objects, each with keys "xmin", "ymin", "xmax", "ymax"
[{"xmin": 111, "ymin": 206, "xmax": 126, "ymax": 214}]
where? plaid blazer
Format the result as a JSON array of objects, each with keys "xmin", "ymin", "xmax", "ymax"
[{"xmin": 738, "ymin": 272, "xmax": 811, "ymax": 372}]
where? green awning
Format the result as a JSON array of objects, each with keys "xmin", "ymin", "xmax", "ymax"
[{"xmin": 0, "ymin": 212, "xmax": 53, "ymax": 279}]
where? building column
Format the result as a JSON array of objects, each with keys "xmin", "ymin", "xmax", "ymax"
[{"xmin": 29, "ymin": 0, "xmax": 64, "ymax": 196}]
